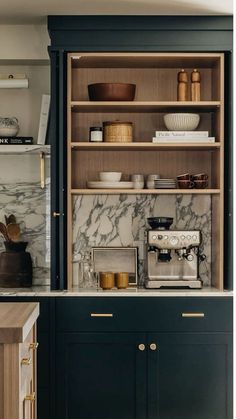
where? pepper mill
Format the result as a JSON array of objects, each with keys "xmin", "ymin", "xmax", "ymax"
[
  {"xmin": 191, "ymin": 69, "xmax": 201, "ymax": 101},
  {"xmin": 177, "ymin": 69, "xmax": 188, "ymax": 101}
]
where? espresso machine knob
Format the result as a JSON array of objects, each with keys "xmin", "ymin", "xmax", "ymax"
[
  {"xmin": 186, "ymin": 254, "xmax": 194, "ymax": 262},
  {"xmin": 170, "ymin": 236, "xmax": 179, "ymax": 246}
]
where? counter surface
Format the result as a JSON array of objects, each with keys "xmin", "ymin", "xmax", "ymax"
[
  {"xmin": 0, "ymin": 302, "xmax": 39, "ymax": 343},
  {"xmin": 0, "ymin": 286, "xmax": 233, "ymax": 297}
]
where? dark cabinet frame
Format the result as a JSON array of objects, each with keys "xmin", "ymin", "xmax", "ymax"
[{"xmin": 47, "ymin": 15, "xmax": 233, "ymax": 290}]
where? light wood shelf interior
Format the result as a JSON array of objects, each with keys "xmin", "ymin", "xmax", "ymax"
[
  {"xmin": 67, "ymin": 52, "xmax": 225, "ymax": 291},
  {"xmin": 71, "ymin": 142, "xmax": 220, "ymax": 151},
  {"xmin": 70, "ymin": 189, "xmax": 221, "ymax": 195}
]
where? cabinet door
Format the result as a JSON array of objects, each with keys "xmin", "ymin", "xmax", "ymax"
[
  {"xmin": 148, "ymin": 333, "xmax": 232, "ymax": 419},
  {"xmin": 56, "ymin": 332, "xmax": 147, "ymax": 419}
]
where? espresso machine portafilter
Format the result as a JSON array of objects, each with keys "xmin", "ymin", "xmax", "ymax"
[{"xmin": 145, "ymin": 217, "xmax": 202, "ymax": 289}]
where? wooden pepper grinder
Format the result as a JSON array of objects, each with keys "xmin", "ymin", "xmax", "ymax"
[
  {"xmin": 177, "ymin": 69, "xmax": 188, "ymax": 101},
  {"xmin": 191, "ymin": 69, "xmax": 201, "ymax": 101}
]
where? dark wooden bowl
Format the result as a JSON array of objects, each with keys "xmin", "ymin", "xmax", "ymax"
[{"xmin": 88, "ymin": 83, "xmax": 136, "ymax": 101}]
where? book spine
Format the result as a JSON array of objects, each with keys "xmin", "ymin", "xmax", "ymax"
[
  {"xmin": 155, "ymin": 131, "xmax": 209, "ymax": 137},
  {"xmin": 0, "ymin": 137, "xmax": 33, "ymax": 144},
  {"xmin": 152, "ymin": 137, "xmax": 215, "ymax": 143}
]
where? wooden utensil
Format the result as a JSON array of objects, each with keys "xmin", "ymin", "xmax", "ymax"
[
  {"xmin": 6, "ymin": 223, "xmax": 21, "ymax": 242},
  {"xmin": 0, "ymin": 222, "xmax": 10, "ymax": 241},
  {"xmin": 5, "ymin": 214, "xmax": 16, "ymax": 225}
]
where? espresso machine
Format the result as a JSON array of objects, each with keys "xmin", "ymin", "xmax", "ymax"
[{"xmin": 145, "ymin": 217, "xmax": 202, "ymax": 289}]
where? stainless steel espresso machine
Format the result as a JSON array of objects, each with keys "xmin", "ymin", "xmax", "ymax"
[{"xmin": 145, "ymin": 217, "xmax": 202, "ymax": 289}]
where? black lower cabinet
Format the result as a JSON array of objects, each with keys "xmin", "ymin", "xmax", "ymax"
[
  {"xmin": 148, "ymin": 333, "xmax": 232, "ymax": 419},
  {"xmin": 55, "ymin": 297, "xmax": 233, "ymax": 419},
  {"xmin": 56, "ymin": 331, "xmax": 232, "ymax": 419},
  {"xmin": 56, "ymin": 332, "xmax": 147, "ymax": 419}
]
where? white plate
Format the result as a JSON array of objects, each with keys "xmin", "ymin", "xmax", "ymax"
[{"xmin": 87, "ymin": 181, "xmax": 134, "ymax": 189}]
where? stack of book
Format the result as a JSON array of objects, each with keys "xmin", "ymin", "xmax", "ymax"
[
  {"xmin": 0, "ymin": 137, "xmax": 33, "ymax": 145},
  {"xmin": 152, "ymin": 131, "xmax": 215, "ymax": 143}
]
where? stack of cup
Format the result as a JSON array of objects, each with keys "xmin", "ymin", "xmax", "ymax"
[
  {"xmin": 146, "ymin": 174, "xmax": 160, "ymax": 189},
  {"xmin": 131, "ymin": 174, "xmax": 144, "ymax": 189}
]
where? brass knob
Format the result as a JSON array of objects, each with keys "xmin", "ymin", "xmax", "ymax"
[
  {"xmin": 21, "ymin": 357, "xmax": 31, "ymax": 365},
  {"xmin": 25, "ymin": 392, "xmax": 35, "ymax": 402},
  {"xmin": 29, "ymin": 342, "xmax": 39, "ymax": 350},
  {"xmin": 150, "ymin": 343, "xmax": 157, "ymax": 351},
  {"xmin": 138, "ymin": 344, "xmax": 145, "ymax": 351},
  {"xmin": 53, "ymin": 212, "xmax": 61, "ymax": 217}
]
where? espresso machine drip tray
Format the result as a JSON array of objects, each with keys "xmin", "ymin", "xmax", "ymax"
[{"xmin": 145, "ymin": 279, "xmax": 202, "ymax": 289}]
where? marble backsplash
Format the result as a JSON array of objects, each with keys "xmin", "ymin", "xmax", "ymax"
[
  {"xmin": 0, "ymin": 181, "xmax": 50, "ymax": 286},
  {"xmin": 72, "ymin": 194, "xmax": 211, "ymax": 288}
]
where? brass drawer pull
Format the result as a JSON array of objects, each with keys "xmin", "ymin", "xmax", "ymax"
[
  {"xmin": 29, "ymin": 342, "xmax": 39, "ymax": 350},
  {"xmin": 138, "ymin": 344, "xmax": 146, "ymax": 351},
  {"xmin": 25, "ymin": 392, "xmax": 35, "ymax": 402},
  {"xmin": 21, "ymin": 357, "xmax": 31, "ymax": 365},
  {"xmin": 90, "ymin": 313, "xmax": 113, "ymax": 318},
  {"xmin": 182, "ymin": 313, "xmax": 205, "ymax": 318},
  {"xmin": 149, "ymin": 343, "xmax": 157, "ymax": 351}
]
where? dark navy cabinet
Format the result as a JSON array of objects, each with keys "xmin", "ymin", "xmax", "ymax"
[
  {"xmin": 55, "ymin": 297, "xmax": 233, "ymax": 419},
  {"xmin": 149, "ymin": 333, "xmax": 232, "ymax": 419},
  {"xmin": 56, "ymin": 332, "xmax": 147, "ymax": 419}
]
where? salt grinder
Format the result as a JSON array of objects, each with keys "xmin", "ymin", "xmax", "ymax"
[
  {"xmin": 177, "ymin": 69, "xmax": 188, "ymax": 101},
  {"xmin": 191, "ymin": 69, "xmax": 201, "ymax": 101}
]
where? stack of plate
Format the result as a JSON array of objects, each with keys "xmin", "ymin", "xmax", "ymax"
[{"xmin": 154, "ymin": 178, "xmax": 176, "ymax": 189}]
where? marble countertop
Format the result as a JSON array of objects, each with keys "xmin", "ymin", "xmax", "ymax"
[{"xmin": 0, "ymin": 286, "xmax": 233, "ymax": 297}]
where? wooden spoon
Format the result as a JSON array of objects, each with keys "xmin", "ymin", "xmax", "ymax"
[
  {"xmin": 6, "ymin": 223, "xmax": 21, "ymax": 242},
  {"xmin": 5, "ymin": 214, "xmax": 16, "ymax": 225},
  {"xmin": 0, "ymin": 222, "xmax": 10, "ymax": 241}
]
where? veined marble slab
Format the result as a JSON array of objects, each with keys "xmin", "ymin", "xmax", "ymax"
[
  {"xmin": 72, "ymin": 194, "xmax": 211, "ymax": 288},
  {"xmin": 0, "ymin": 180, "xmax": 50, "ymax": 285}
]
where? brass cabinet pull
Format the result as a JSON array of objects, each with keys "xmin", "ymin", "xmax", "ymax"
[
  {"xmin": 29, "ymin": 342, "xmax": 39, "ymax": 350},
  {"xmin": 149, "ymin": 343, "xmax": 157, "ymax": 351},
  {"xmin": 25, "ymin": 392, "xmax": 35, "ymax": 402},
  {"xmin": 21, "ymin": 357, "xmax": 31, "ymax": 365},
  {"xmin": 53, "ymin": 211, "xmax": 61, "ymax": 217},
  {"xmin": 182, "ymin": 312, "xmax": 205, "ymax": 318},
  {"xmin": 90, "ymin": 313, "xmax": 113, "ymax": 318},
  {"xmin": 138, "ymin": 344, "xmax": 146, "ymax": 351}
]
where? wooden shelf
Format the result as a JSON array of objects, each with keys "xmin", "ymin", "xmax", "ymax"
[
  {"xmin": 71, "ymin": 142, "xmax": 220, "ymax": 151},
  {"xmin": 0, "ymin": 145, "xmax": 51, "ymax": 155},
  {"xmin": 71, "ymin": 101, "xmax": 221, "ymax": 113},
  {"xmin": 71, "ymin": 189, "xmax": 221, "ymax": 195}
]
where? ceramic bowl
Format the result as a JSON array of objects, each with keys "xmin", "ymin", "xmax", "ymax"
[
  {"xmin": 164, "ymin": 113, "xmax": 200, "ymax": 131},
  {"xmin": 88, "ymin": 83, "xmax": 136, "ymax": 101},
  {"xmin": 99, "ymin": 172, "xmax": 122, "ymax": 182}
]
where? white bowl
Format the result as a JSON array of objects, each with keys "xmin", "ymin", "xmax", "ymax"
[
  {"xmin": 99, "ymin": 172, "xmax": 122, "ymax": 182},
  {"xmin": 0, "ymin": 127, "xmax": 19, "ymax": 137},
  {"xmin": 164, "ymin": 113, "xmax": 200, "ymax": 131}
]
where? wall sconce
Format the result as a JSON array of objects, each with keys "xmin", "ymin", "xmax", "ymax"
[{"xmin": 0, "ymin": 74, "xmax": 29, "ymax": 88}]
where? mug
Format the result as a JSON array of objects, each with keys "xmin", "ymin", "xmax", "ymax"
[
  {"xmin": 99, "ymin": 272, "xmax": 115, "ymax": 289},
  {"xmin": 193, "ymin": 173, "xmax": 208, "ymax": 180},
  {"xmin": 178, "ymin": 180, "xmax": 194, "ymax": 189},
  {"xmin": 115, "ymin": 272, "xmax": 129, "ymax": 289},
  {"xmin": 194, "ymin": 180, "xmax": 208, "ymax": 189},
  {"xmin": 177, "ymin": 173, "xmax": 191, "ymax": 181}
]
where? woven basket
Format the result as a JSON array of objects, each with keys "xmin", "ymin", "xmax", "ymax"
[{"xmin": 103, "ymin": 121, "xmax": 133, "ymax": 143}]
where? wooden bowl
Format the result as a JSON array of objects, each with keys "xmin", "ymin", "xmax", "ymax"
[{"xmin": 88, "ymin": 83, "xmax": 136, "ymax": 101}]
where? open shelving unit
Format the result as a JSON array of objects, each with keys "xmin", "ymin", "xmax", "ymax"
[{"xmin": 67, "ymin": 52, "xmax": 224, "ymax": 290}]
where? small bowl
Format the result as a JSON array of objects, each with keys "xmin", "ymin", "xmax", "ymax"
[
  {"xmin": 164, "ymin": 113, "xmax": 200, "ymax": 131},
  {"xmin": 178, "ymin": 180, "xmax": 194, "ymax": 189},
  {"xmin": 99, "ymin": 172, "xmax": 122, "ymax": 182},
  {"xmin": 194, "ymin": 180, "xmax": 208, "ymax": 189}
]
